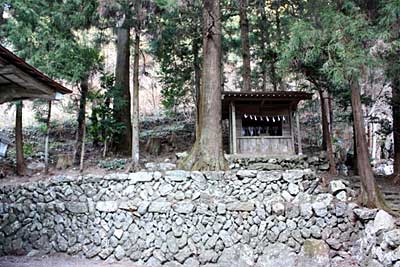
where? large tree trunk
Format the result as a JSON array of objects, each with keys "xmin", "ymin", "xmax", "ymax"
[
  {"xmin": 392, "ymin": 74, "xmax": 400, "ymax": 181},
  {"xmin": 350, "ymin": 78, "xmax": 388, "ymax": 209},
  {"xmin": 257, "ymin": 0, "xmax": 269, "ymax": 92},
  {"xmin": 239, "ymin": 0, "xmax": 251, "ymax": 92},
  {"xmin": 193, "ymin": 38, "xmax": 201, "ymax": 135},
  {"xmin": 73, "ymin": 76, "xmax": 89, "ymax": 165},
  {"xmin": 130, "ymin": 2, "xmax": 141, "ymax": 170},
  {"xmin": 180, "ymin": 0, "xmax": 226, "ymax": 171},
  {"xmin": 15, "ymin": 101, "xmax": 26, "ymax": 176},
  {"xmin": 114, "ymin": 25, "xmax": 132, "ymax": 154},
  {"xmin": 319, "ymin": 90, "xmax": 337, "ymax": 175}
]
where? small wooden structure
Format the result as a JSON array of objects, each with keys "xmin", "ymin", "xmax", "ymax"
[
  {"xmin": 0, "ymin": 44, "xmax": 71, "ymax": 104},
  {"xmin": 222, "ymin": 91, "xmax": 312, "ymax": 156}
]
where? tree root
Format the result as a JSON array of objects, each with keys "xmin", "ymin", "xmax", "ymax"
[
  {"xmin": 357, "ymin": 185, "xmax": 399, "ymax": 216},
  {"xmin": 178, "ymin": 143, "xmax": 227, "ymax": 171}
]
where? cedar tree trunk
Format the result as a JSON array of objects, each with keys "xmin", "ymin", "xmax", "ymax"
[
  {"xmin": 73, "ymin": 76, "xmax": 89, "ymax": 165},
  {"xmin": 350, "ymin": 78, "xmax": 388, "ymax": 209},
  {"xmin": 130, "ymin": 2, "xmax": 141, "ymax": 170},
  {"xmin": 114, "ymin": 25, "xmax": 132, "ymax": 154},
  {"xmin": 15, "ymin": 101, "xmax": 26, "ymax": 176},
  {"xmin": 239, "ymin": 0, "xmax": 251, "ymax": 92},
  {"xmin": 193, "ymin": 38, "xmax": 201, "ymax": 135},
  {"xmin": 319, "ymin": 90, "xmax": 337, "ymax": 175},
  {"xmin": 180, "ymin": 0, "xmax": 226, "ymax": 171},
  {"xmin": 258, "ymin": 0, "xmax": 269, "ymax": 92}
]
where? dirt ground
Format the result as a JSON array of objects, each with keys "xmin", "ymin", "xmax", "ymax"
[{"xmin": 0, "ymin": 254, "xmax": 144, "ymax": 267}]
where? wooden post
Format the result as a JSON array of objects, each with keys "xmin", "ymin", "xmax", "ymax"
[
  {"xmin": 229, "ymin": 102, "xmax": 233, "ymax": 154},
  {"xmin": 289, "ymin": 109, "xmax": 295, "ymax": 154},
  {"xmin": 296, "ymin": 111, "xmax": 303, "ymax": 155},
  {"xmin": 231, "ymin": 102, "xmax": 237, "ymax": 154},
  {"xmin": 44, "ymin": 101, "xmax": 52, "ymax": 174}
]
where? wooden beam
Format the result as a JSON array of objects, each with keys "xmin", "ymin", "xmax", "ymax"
[
  {"xmin": 289, "ymin": 111, "xmax": 295, "ymax": 154},
  {"xmin": 0, "ymin": 64, "xmax": 56, "ymax": 96},
  {"xmin": 0, "ymin": 84, "xmax": 56, "ymax": 104}
]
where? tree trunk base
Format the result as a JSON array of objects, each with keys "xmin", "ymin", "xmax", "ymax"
[
  {"xmin": 178, "ymin": 142, "xmax": 227, "ymax": 171},
  {"xmin": 358, "ymin": 185, "xmax": 397, "ymax": 215},
  {"xmin": 126, "ymin": 160, "xmax": 140, "ymax": 173}
]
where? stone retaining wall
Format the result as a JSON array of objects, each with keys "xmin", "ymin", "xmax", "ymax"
[
  {"xmin": 0, "ymin": 170, "xmax": 398, "ymax": 266},
  {"xmin": 226, "ymin": 154, "xmax": 329, "ymax": 172}
]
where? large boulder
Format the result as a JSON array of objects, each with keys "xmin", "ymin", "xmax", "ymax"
[
  {"xmin": 218, "ymin": 244, "xmax": 255, "ymax": 267},
  {"xmin": 298, "ymin": 239, "xmax": 330, "ymax": 267},
  {"xmin": 255, "ymin": 243, "xmax": 297, "ymax": 267}
]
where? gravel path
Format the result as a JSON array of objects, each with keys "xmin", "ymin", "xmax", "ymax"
[{"xmin": 0, "ymin": 255, "xmax": 144, "ymax": 267}]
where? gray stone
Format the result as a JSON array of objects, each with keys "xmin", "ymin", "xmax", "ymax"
[
  {"xmin": 288, "ymin": 183, "xmax": 300, "ymax": 195},
  {"xmin": 99, "ymin": 248, "xmax": 114, "ymax": 260},
  {"xmin": 298, "ymin": 239, "xmax": 330, "ymax": 267},
  {"xmin": 217, "ymin": 203, "xmax": 226, "ymax": 215},
  {"xmin": 312, "ymin": 201, "xmax": 328, "ymax": 217},
  {"xmin": 85, "ymin": 245, "xmax": 101, "ymax": 258},
  {"xmin": 384, "ymin": 229, "xmax": 400, "ymax": 247},
  {"xmin": 282, "ymin": 170, "xmax": 306, "ymax": 183},
  {"xmin": 148, "ymin": 201, "xmax": 172, "ymax": 213},
  {"xmin": 138, "ymin": 201, "xmax": 150, "ymax": 215},
  {"xmin": 219, "ymin": 230, "xmax": 234, "ymax": 248},
  {"xmin": 199, "ymin": 250, "xmax": 218, "ymax": 264},
  {"xmin": 237, "ymin": 170, "xmax": 257, "ymax": 178},
  {"xmin": 114, "ymin": 229, "xmax": 124, "ymax": 239},
  {"xmin": 114, "ymin": 245, "xmax": 125, "ymax": 260},
  {"xmin": 128, "ymin": 171, "xmax": 154, "ymax": 183},
  {"xmin": 159, "ymin": 184, "xmax": 174, "ymax": 196},
  {"xmin": 175, "ymin": 246, "xmax": 193, "ymax": 263},
  {"xmin": 96, "ymin": 201, "xmax": 119, "ymax": 212},
  {"xmin": 353, "ymin": 208, "xmax": 377, "ymax": 221},
  {"xmin": 167, "ymin": 236, "xmax": 179, "ymax": 254},
  {"xmin": 183, "ymin": 258, "xmax": 200, "ymax": 267},
  {"xmin": 374, "ymin": 210, "xmax": 395, "ymax": 232},
  {"xmin": 300, "ymin": 203, "xmax": 313, "ymax": 219},
  {"xmin": 256, "ymin": 171, "xmax": 281, "ymax": 182},
  {"xmin": 272, "ymin": 202, "xmax": 285, "ymax": 215},
  {"xmin": 165, "ymin": 170, "xmax": 189, "ymax": 182},
  {"xmin": 173, "ymin": 202, "xmax": 195, "ymax": 214},
  {"xmin": 66, "ymin": 202, "xmax": 88, "ymax": 214},
  {"xmin": 226, "ymin": 201, "xmax": 255, "ymax": 211},
  {"xmin": 329, "ymin": 180, "xmax": 347, "ymax": 194},
  {"xmin": 219, "ymin": 244, "xmax": 255, "ymax": 267},
  {"xmin": 255, "ymin": 243, "xmax": 297, "ymax": 267},
  {"xmin": 336, "ymin": 191, "xmax": 347, "ymax": 202}
]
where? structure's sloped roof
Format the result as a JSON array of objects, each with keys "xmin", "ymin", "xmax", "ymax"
[
  {"xmin": 0, "ymin": 44, "xmax": 72, "ymax": 104},
  {"xmin": 222, "ymin": 91, "xmax": 313, "ymax": 101}
]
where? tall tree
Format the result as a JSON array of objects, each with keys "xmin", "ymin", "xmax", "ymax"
[
  {"xmin": 130, "ymin": 0, "xmax": 142, "ymax": 169},
  {"xmin": 239, "ymin": 0, "xmax": 251, "ymax": 91},
  {"xmin": 180, "ymin": 0, "xmax": 226, "ymax": 170},
  {"xmin": 113, "ymin": 12, "xmax": 132, "ymax": 154}
]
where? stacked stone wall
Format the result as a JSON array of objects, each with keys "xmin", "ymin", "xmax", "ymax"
[{"xmin": 0, "ymin": 169, "xmax": 398, "ymax": 266}]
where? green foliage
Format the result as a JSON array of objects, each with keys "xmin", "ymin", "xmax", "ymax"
[
  {"xmin": 97, "ymin": 158, "xmax": 127, "ymax": 170},
  {"xmin": 149, "ymin": 0, "xmax": 202, "ymax": 112},
  {"xmin": 2, "ymin": 0, "xmax": 102, "ymax": 83},
  {"xmin": 87, "ymin": 73, "xmax": 126, "ymax": 145}
]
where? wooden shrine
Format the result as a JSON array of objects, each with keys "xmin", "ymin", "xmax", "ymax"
[
  {"xmin": 222, "ymin": 91, "xmax": 312, "ymax": 156},
  {"xmin": 0, "ymin": 44, "xmax": 71, "ymax": 104}
]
